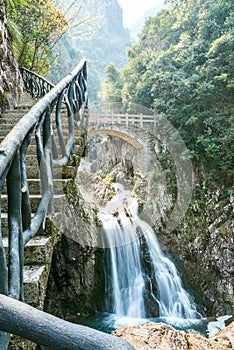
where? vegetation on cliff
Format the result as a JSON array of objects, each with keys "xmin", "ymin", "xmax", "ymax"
[
  {"xmin": 7, "ymin": 0, "xmax": 68, "ymax": 74},
  {"xmin": 6, "ymin": 0, "xmax": 131, "ymax": 103},
  {"xmin": 100, "ymin": 0, "xmax": 234, "ymax": 184}
]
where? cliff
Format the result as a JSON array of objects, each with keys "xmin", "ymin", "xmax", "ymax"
[{"xmin": 0, "ymin": 0, "xmax": 22, "ymax": 113}]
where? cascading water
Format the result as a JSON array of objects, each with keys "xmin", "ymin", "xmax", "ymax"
[
  {"xmin": 128, "ymin": 198, "xmax": 198, "ymax": 319},
  {"xmin": 99, "ymin": 184, "xmax": 198, "ymax": 322},
  {"xmin": 100, "ymin": 212, "xmax": 145, "ymax": 318}
]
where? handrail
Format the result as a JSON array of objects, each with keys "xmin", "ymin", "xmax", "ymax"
[
  {"xmin": 0, "ymin": 294, "xmax": 134, "ymax": 350},
  {"xmin": 20, "ymin": 67, "xmax": 55, "ymax": 99},
  {"xmin": 0, "ymin": 59, "xmax": 88, "ymax": 348}
]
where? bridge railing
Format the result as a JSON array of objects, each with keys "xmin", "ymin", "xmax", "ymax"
[
  {"xmin": 89, "ymin": 112, "xmax": 156, "ymax": 128},
  {"xmin": 0, "ymin": 59, "xmax": 88, "ymax": 348}
]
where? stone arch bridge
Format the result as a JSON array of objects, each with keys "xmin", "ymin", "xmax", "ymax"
[
  {"xmin": 88, "ymin": 112, "xmax": 157, "ymax": 150},
  {"xmin": 87, "ymin": 110, "xmax": 194, "ymax": 237}
]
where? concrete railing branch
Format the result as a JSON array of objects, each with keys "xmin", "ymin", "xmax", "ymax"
[{"xmin": 0, "ymin": 294, "xmax": 135, "ymax": 350}]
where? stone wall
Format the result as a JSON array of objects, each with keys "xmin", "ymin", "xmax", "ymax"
[{"xmin": 0, "ymin": 0, "xmax": 22, "ymax": 113}]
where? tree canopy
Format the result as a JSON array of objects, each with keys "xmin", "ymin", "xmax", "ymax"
[
  {"xmin": 100, "ymin": 0, "xmax": 234, "ymax": 184},
  {"xmin": 8, "ymin": 0, "xmax": 67, "ymax": 74}
]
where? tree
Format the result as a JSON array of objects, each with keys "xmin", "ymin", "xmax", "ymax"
[
  {"xmin": 98, "ymin": 63, "xmax": 123, "ymax": 104},
  {"xmin": 8, "ymin": 0, "xmax": 68, "ymax": 73},
  {"xmin": 50, "ymin": 0, "xmax": 131, "ymax": 103}
]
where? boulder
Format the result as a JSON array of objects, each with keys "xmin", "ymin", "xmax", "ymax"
[{"xmin": 113, "ymin": 321, "xmax": 234, "ymax": 350}]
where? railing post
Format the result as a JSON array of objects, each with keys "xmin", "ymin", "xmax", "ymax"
[
  {"xmin": 0, "ymin": 183, "xmax": 8, "ymax": 296},
  {"xmin": 126, "ymin": 113, "xmax": 129, "ymax": 127},
  {"xmin": 0, "ymin": 331, "xmax": 10, "ymax": 350},
  {"xmin": 140, "ymin": 114, "xmax": 143, "ymax": 128},
  {"xmin": 7, "ymin": 150, "xmax": 22, "ymax": 300}
]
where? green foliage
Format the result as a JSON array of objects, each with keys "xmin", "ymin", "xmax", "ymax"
[
  {"xmin": 7, "ymin": 18, "xmax": 22, "ymax": 58},
  {"xmin": 103, "ymin": 175, "xmax": 114, "ymax": 183},
  {"xmin": 103, "ymin": 0, "xmax": 234, "ymax": 185},
  {"xmin": 8, "ymin": 0, "xmax": 67, "ymax": 74},
  {"xmin": 98, "ymin": 63, "xmax": 123, "ymax": 103}
]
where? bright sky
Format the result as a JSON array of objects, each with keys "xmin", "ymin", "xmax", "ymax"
[{"xmin": 117, "ymin": 0, "xmax": 164, "ymax": 28}]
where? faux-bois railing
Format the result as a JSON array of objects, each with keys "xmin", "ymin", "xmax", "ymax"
[{"xmin": 0, "ymin": 58, "xmax": 87, "ymax": 314}]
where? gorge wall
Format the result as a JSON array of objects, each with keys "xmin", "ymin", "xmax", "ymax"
[
  {"xmin": 142, "ymin": 165, "xmax": 233, "ymax": 316},
  {"xmin": 0, "ymin": 0, "xmax": 22, "ymax": 113}
]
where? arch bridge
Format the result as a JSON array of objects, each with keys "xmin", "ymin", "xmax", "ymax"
[{"xmin": 88, "ymin": 111, "xmax": 157, "ymax": 150}]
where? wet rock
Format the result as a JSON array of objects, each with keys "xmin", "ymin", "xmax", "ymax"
[{"xmin": 113, "ymin": 321, "xmax": 234, "ymax": 350}]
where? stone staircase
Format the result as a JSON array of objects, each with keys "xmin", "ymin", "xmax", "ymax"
[{"xmin": 0, "ymin": 92, "xmax": 78, "ymax": 311}]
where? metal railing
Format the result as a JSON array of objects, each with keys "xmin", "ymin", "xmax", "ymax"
[{"xmin": 0, "ymin": 59, "xmax": 88, "ymax": 348}]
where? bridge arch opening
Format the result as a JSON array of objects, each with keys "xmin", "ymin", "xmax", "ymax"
[{"xmin": 88, "ymin": 129, "xmax": 143, "ymax": 149}]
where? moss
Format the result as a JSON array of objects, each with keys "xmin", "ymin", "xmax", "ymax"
[{"xmin": 103, "ymin": 175, "xmax": 114, "ymax": 182}]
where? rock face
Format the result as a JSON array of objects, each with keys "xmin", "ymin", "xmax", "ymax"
[
  {"xmin": 143, "ymin": 176, "xmax": 234, "ymax": 316},
  {"xmin": 0, "ymin": 0, "xmax": 22, "ymax": 113},
  {"xmin": 113, "ymin": 321, "xmax": 234, "ymax": 350},
  {"xmin": 44, "ymin": 177, "xmax": 104, "ymax": 318}
]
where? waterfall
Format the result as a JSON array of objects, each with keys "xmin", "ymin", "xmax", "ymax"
[
  {"xmin": 128, "ymin": 198, "xmax": 198, "ymax": 319},
  {"xmin": 100, "ymin": 212, "xmax": 146, "ymax": 318},
  {"xmin": 99, "ymin": 185, "xmax": 198, "ymax": 321}
]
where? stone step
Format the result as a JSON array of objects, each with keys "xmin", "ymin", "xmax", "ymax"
[
  {"xmin": 26, "ymin": 165, "xmax": 77, "ymax": 179},
  {"xmin": 1, "ymin": 120, "xmax": 82, "ymax": 132},
  {"xmin": 25, "ymin": 155, "xmax": 70, "ymax": 168},
  {"xmin": 1, "ymin": 178, "xmax": 72, "ymax": 195},
  {"xmin": 23, "ymin": 264, "xmax": 50, "ymax": 308},
  {"xmin": 25, "ymin": 154, "xmax": 70, "ymax": 168},
  {"xmin": 2, "ymin": 235, "xmax": 53, "ymax": 266},
  {"xmin": 1, "ymin": 193, "xmax": 66, "ymax": 213},
  {"xmin": 0, "ymin": 115, "xmax": 69, "ymax": 129},
  {"xmin": 0, "ymin": 126, "xmax": 81, "ymax": 146},
  {"xmin": 1, "ymin": 214, "xmax": 57, "ymax": 238},
  {"xmin": 25, "ymin": 155, "xmax": 39, "ymax": 167},
  {"xmin": 0, "ymin": 112, "xmax": 30, "ymax": 125},
  {"xmin": 18, "ymin": 92, "xmax": 36, "ymax": 108},
  {"xmin": 27, "ymin": 178, "xmax": 72, "ymax": 195},
  {"xmin": 26, "ymin": 178, "xmax": 72, "ymax": 194}
]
